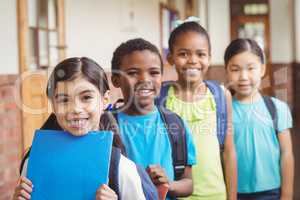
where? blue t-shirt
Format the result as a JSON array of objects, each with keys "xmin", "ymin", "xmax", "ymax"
[
  {"xmin": 233, "ymin": 96, "xmax": 292, "ymax": 193},
  {"xmin": 117, "ymin": 106, "xmax": 197, "ymax": 183}
]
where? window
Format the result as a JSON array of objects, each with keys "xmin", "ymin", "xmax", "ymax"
[{"xmin": 27, "ymin": 0, "xmax": 63, "ymax": 69}]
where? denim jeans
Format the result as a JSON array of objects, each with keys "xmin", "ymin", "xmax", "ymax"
[{"xmin": 238, "ymin": 188, "xmax": 281, "ymax": 200}]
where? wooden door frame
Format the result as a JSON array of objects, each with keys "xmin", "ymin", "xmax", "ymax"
[
  {"xmin": 230, "ymin": 15, "xmax": 271, "ymax": 61},
  {"xmin": 17, "ymin": 0, "xmax": 66, "ymax": 150}
]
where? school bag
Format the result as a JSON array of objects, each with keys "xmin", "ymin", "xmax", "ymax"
[
  {"xmin": 155, "ymin": 80, "xmax": 228, "ymax": 152},
  {"xmin": 19, "ymin": 113, "xmax": 159, "ymax": 200},
  {"xmin": 109, "ymin": 107, "xmax": 188, "ymax": 180}
]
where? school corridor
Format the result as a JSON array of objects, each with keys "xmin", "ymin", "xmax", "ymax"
[{"xmin": 0, "ymin": 0, "xmax": 300, "ymax": 199}]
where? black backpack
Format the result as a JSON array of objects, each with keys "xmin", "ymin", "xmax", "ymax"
[
  {"xmin": 19, "ymin": 113, "xmax": 159, "ymax": 200},
  {"xmin": 263, "ymin": 96, "xmax": 279, "ymax": 135}
]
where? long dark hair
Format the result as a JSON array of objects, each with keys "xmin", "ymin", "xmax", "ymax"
[{"xmin": 46, "ymin": 57, "xmax": 125, "ymax": 153}]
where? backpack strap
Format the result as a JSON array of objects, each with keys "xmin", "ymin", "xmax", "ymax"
[
  {"xmin": 40, "ymin": 113, "xmax": 61, "ymax": 130},
  {"xmin": 19, "ymin": 148, "xmax": 31, "ymax": 175},
  {"xmin": 157, "ymin": 107, "xmax": 187, "ymax": 180},
  {"xmin": 155, "ymin": 81, "xmax": 175, "ymax": 107},
  {"xmin": 204, "ymin": 80, "xmax": 227, "ymax": 151},
  {"xmin": 108, "ymin": 147, "xmax": 121, "ymax": 200},
  {"xmin": 263, "ymin": 96, "xmax": 279, "ymax": 135}
]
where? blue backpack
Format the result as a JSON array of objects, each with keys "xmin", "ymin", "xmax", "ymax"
[
  {"xmin": 20, "ymin": 113, "xmax": 159, "ymax": 200},
  {"xmin": 155, "ymin": 80, "xmax": 228, "ymax": 151}
]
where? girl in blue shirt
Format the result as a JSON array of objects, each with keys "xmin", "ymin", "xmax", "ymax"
[{"xmin": 224, "ymin": 38, "xmax": 294, "ymax": 200}]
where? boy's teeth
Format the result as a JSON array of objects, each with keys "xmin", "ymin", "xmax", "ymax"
[{"xmin": 137, "ymin": 89, "xmax": 152, "ymax": 96}]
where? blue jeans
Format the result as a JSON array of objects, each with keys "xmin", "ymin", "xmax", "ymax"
[{"xmin": 238, "ymin": 188, "xmax": 281, "ymax": 200}]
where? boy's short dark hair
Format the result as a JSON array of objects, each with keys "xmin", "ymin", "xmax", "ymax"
[{"xmin": 111, "ymin": 38, "xmax": 163, "ymax": 75}]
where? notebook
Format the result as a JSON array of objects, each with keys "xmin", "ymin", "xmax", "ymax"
[{"xmin": 27, "ymin": 130, "xmax": 113, "ymax": 200}]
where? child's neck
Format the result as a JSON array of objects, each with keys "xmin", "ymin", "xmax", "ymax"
[
  {"xmin": 234, "ymin": 90, "xmax": 261, "ymax": 103},
  {"xmin": 123, "ymin": 103, "xmax": 155, "ymax": 116},
  {"xmin": 174, "ymin": 80, "xmax": 206, "ymax": 102}
]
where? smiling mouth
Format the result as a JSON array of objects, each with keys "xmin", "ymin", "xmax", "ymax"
[
  {"xmin": 135, "ymin": 88, "xmax": 155, "ymax": 97},
  {"xmin": 68, "ymin": 118, "xmax": 88, "ymax": 129},
  {"xmin": 238, "ymin": 84, "xmax": 251, "ymax": 89},
  {"xmin": 182, "ymin": 68, "xmax": 201, "ymax": 76}
]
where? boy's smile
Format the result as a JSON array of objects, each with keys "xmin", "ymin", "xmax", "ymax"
[{"xmin": 112, "ymin": 50, "xmax": 162, "ymax": 115}]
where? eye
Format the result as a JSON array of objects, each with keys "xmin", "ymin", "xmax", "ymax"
[
  {"xmin": 230, "ymin": 68, "xmax": 239, "ymax": 72},
  {"xmin": 197, "ymin": 52, "xmax": 207, "ymax": 57},
  {"xmin": 56, "ymin": 97, "xmax": 69, "ymax": 104},
  {"xmin": 127, "ymin": 71, "xmax": 138, "ymax": 76},
  {"xmin": 249, "ymin": 65, "xmax": 258, "ymax": 71},
  {"xmin": 82, "ymin": 95, "xmax": 94, "ymax": 102},
  {"xmin": 178, "ymin": 51, "xmax": 188, "ymax": 57},
  {"xmin": 150, "ymin": 70, "xmax": 161, "ymax": 76}
]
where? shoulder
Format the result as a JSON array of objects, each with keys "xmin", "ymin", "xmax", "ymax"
[
  {"xmin": 119, "ymin": 155, "xmax": 137, "ymax": 171},
  {"xmin": 270, "ymin": 97, "xmax": 291, "ymax": 110},
  {"xmin": 268, "ymin": 97, "xmax": 292, "ymax": 118},
  {"xmin": 268, "ymin": 97, "xmax": 293, "ymax": 130},
  {"xmin": 118, "ymin": 155, "xmax": 147, "ymax": 200},
  {"xmin": 118, "ymin": 155, "xmax": 143, "ymax": 184}
]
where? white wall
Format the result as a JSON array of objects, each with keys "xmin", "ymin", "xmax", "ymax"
[
  {"xmin": 65, "ymin": 0, "xmax": 160, "ymax": 70},
  {"xmin": 0, "ymin": 0, "xmax": 19, "ymax": 74},
  {"xmin": 205, "ymin": 0, "xmax": 295, "ymax": 64},
  {"xmin": 270, "ymin": 0, "xmax": 293, "ymax": 63},
  {"xmin": 207, "ymin": 0, "xmax": 230, "ymax": 65},
  {"xmin": 295, "ymin": 0, "xmax": 300, "ymax": 62}
]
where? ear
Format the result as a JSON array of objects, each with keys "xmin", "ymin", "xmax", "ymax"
[
  {"xmin": 102, "ymin": 90, "xmax": 110, "ymax": 109},
  {"xmin": 167, "ymin": 52, "xmax": 174, "ymax": 65},
  {"xmin": 260, "ymin": 64, "xmax": 266, "ymax": 78},
  {"xmin": 111, "ymin": 74, "xmax": 120, "ymax": 88},
  {"xmin": 208, "ymin": 54, "xmax": 212, "ymax": 66}
]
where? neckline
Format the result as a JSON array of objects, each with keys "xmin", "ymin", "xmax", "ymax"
[
  {"xmin": 119, "ymin": 107, "xmax": 158, "ymax": 119},
  {"xmin": 169, "ymin": 86, "xmax": 211, "ymax": 105}
]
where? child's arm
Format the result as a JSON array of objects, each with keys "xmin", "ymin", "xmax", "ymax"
[
  {"xmin": 167, "ymin": 165, "xmax": 193, "ymax": 197},
  {"xmin": 278, "ymin": 129, "xmax": 294, "ymax": 200},
  {"xmin": 223, "ymin": 88, "xmax": 237, "ymax": 200},
  {"xmin": 13, "ymin": 176, "xmax": 33, "ymax": 200},
  {"xmin": 147, "ymin": 165, "xmax": 193, "ymax": 197}
]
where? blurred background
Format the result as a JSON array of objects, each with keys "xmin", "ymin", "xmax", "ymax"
[{"xmin": 0, "ymin": 0, "xmax": 300, "ymax": 199}]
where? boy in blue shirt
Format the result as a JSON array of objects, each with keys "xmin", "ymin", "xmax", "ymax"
[{"xmin": 111, "ymin": 38, "xmax": 197, "ymax": 199}]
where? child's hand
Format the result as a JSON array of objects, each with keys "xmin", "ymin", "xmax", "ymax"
[
  {"xmin": 146, "ymin": 164, "xmax": 169, "ymax": 185},
  {"xmin": 13, "ymin": 176, "xmax": 33, "ymax": 200},
  {"xmin": 96, "ymin": 184, "xmax": 117, "ymax": 200}
]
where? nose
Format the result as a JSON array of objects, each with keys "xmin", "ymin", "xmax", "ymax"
[
  {"xmin": 71, "ymin": 99, "xmax": 84, "ymax": 114},
  {"xmin": 138, "ymin": 72, "xmax": 150, "ymax": 82},
  {"xmin": 188, "ymin": 54, "xmax": 197, "ymax": 64},
  {"xmin": 239, "ymin": 69, "xmax": 249, "ymax": 80}
]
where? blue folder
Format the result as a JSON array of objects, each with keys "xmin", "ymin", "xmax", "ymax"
[{"xmin": 27, "ymin": 130, "xmax": 113, "ymax": 200}]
